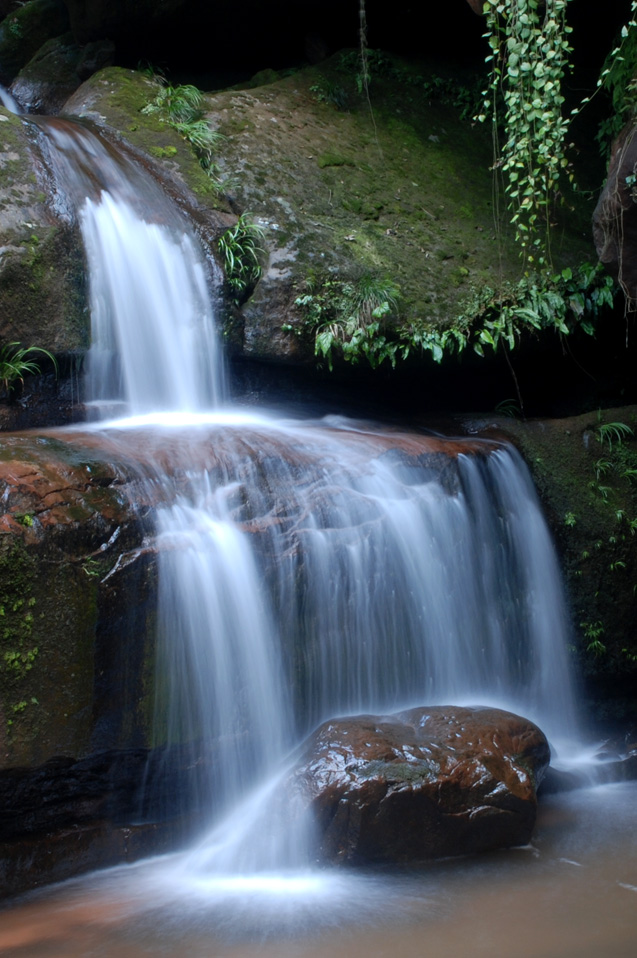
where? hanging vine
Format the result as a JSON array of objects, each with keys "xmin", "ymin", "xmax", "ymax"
[
  {"xmin": 479, "ymin": 1, "xmax": 637, "ymax": 270},
  {"xmin": 593, "ymin": 1, "xmax": 637, "ymax": 156},
  {"xmin": 478, "ymin": 0, "xmax": 574, "ymax": 268}
]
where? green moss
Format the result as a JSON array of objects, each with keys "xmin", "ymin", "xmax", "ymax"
[
  {"xmin": 360, "ymin": 759, "xmax": 440, "ymax": 783},
  {"xmin": 317, "ymin": 153, "xmax": 356, "ymax": 169},
  {"xmin": 149, "ymin": 145, "xmax": 178, "ymax": 158},
  {"xmin": 0, "ymin": 542, "xmax": 38, "ymax": 730},
  {"xmin": 497, "ymin": 409, "xmax": 637, "ymax": 725}
]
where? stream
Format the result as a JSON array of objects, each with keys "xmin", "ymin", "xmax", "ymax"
[{"xmin": 0, "ymin": 782, "xmax": 635, "ymax": 957}]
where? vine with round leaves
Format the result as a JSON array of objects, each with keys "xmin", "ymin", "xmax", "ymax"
[
  {"xmin": 478, "ymin": 0, "xmax": 574, "ymax": 268},
  {"xmin": 591, "ymin": 1, "xmax": 637, "ymax": 156}
]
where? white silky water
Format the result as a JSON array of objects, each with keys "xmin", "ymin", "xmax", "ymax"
[
  {"xmin": 33, "ymin": 117, "xmax": 224, "ymax": 415},
  {"xmin": 37, "ymin": 117, "xmax": 580, "ymax": 868},
  {"xmin": 11, "ymin": 116, "xmax": 632, "ymax": 957},
  {"xmin": 0, "ymin": 83, "xmax": 20, "ymax": 113}
]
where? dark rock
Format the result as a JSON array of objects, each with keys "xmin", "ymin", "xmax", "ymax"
[
  {"xmin": 593, "ymin": 124, "xmax": 637, "ymax": 305},
  {"xmin": 62, "ymin": 0, "xmax": 186, "ymax": 45},
  {"xmin": 0, "ymin": 2, "xmax": 21, "ymax": 23},
  {"xmin": 0, "ymin": 818, "xmax": 183, "ymax": 898},
  {"xmin": 290, "ymin": 705, "xmax": 550, "ymax": 865},
  {"xmin": 10, "ymin": 33, "xmax": 83, "ymax": 114},
  {"xmin": 0, "ymin": 110, "xmax": 88, "ymax": 356},
  {"xmin": 76, "ymin": 38, "xmax": 114, "ymax": 81},
  {"xmin": 8, "ymin": 33, "xmax": 115, "ymax": 115},
  {"xmin": 0, "ymin": 0, "xmax": 69, "ymax": 85}
]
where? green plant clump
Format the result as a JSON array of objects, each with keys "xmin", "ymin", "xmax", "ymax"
[
  {"xmin": 310, "ymin": 78, "xmax": 349, "ymax": 110},
  {"xmin": 0, "ymin": 342, "xmax": 57, "ymax": 397},
  {"xmin": 295, "ymin": 262, "xmax": 615, "ymax": 371},
  {"xmin": 336, "ymin": 49, "xmax": 482, "ymax": 120},
  {"xmin": 218, "ymin": 214, "xmax": 264, "ymax": 302},
  {"xmin": 595, "ymin": 16, "xmax": 637, "ymax": 155},
  {"xmin": 295, "ymin": 272, "xmax": 401, "ymax": 370},
  {"xmin": 478, "ymin": 0, "xmax": 574, "ymax": 267},
  {"xmin": 142, "ymin": 80, "xmax": 224, "ymax": 183}
]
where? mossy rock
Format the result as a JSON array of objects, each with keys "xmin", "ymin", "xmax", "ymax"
[
  {"xmin": 63, "ymin": 67, "xmax": 232, "ymax": 207},
  {"xmin": 0, "ymin": 432, "xmax": 159, "ymax": 767},
  {"xmin": 201, "ymin": 54, "xmax": 595, "ymax": 364},
  {"xmin": 490, "ymin": 407, "xmax": 637, "ymax": 727},
  {"xmin": 0, "ymin": 109, "xmax": 88, "ymax": 353},
  {"xmin": 0, "ymin": 0, "xmax": 69, "ymax": 84}
]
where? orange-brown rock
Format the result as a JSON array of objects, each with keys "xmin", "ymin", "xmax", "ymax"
[{"xmin": 291, "ymin": 705, "xmax": 550, "ymax": 864}]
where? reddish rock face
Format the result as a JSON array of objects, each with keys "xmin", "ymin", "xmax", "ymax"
[{"xmin": 291, "ymin": 705, "xmax": 550, "ymax": 864}]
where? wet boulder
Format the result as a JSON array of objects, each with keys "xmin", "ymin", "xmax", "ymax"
[
  {"xmin": 9, "ymin": 33, "xmax": 114, "ymax": 114},
  {"xmin": 291, "ymin": 705, "xmax": 550, "ymax": 864}
]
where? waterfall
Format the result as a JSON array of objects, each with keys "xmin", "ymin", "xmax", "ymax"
[
  {"xmin": 0, "ymin": 84, "xmax": 20, "ymax": 113},
  {"xmin": 33, "ymin": 117, "xmax": 224, "ymax": 415},
  {"xmin": 81, "ymin": 194, "xmax": 222, "ymax": 413},
  {"xmin": 38, "ymin": 117, "xmax": 579, "ymax": 877}
]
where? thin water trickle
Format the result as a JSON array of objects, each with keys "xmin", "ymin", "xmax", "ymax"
[{"xmin": 0, "ymin": 84, "xmax": 20, "ymax": 113}]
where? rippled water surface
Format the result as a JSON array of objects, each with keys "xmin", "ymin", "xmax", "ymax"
[{"xmin": 0, "ymin": 782, "xmax": 635, "ymax": 958}]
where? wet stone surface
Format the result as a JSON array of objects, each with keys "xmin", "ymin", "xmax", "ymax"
[{"xmin": 290, "ymin": 705, "xmax": 550, "ymax": 865}]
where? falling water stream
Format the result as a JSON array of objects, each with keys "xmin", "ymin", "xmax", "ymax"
[{"xmin": 0, "ymin": 112, "xmax": 635, "ymax": 955}]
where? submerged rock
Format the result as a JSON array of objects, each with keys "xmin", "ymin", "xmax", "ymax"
[{"xmin": 290, "ymin": 705, "xmax": 550, "ymax": 864}]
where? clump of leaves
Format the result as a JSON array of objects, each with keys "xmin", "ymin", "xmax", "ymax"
[
  {"xmin": 596, "ymin": 420, "xmax": 635, "ymax": 450},
  {"xmin": 337, "ymin": 48, "xmax": 480, "ymax": 120},
  {"xmin": 296, "ymin": 261, "xmax": 615, "ymax": 372},
  {"xmin": 478, "ymin": 0, "xmax": 574, "ymax": 268},
  {"xmin": 310, "ymin": 79, "xmax": 348, "ymax": 110},
  {"xmin": 581, "ymin": 621, "xmax": 607, "ymax": 657},
  {"xmin": 296, "ymin": 273, "xmax": 401, "ymax": 370},
  {"xmin": 339, "ymin": 47, "xmax": 394, "ymax": 94},
  {"xmin": 595, "ymin": 24, "xmax": 637, "ymax": 156},
  {"xmin": 0, "ymin": 343, "xmax": 57, "ymax": 397},
  {"xmin": 218, "ymin": 214, "xmax": 264, "ymax": 302},
  {"xmin": 142, "ymin": 79, "xmax": 224, "ymax": 182},
  {"xmin": 495, "ymin": 398, "xmax": 522, "ymax": 419}
]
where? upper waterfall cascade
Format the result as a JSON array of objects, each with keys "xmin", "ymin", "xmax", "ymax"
[{"xmin": 35, "ymin": 117, "xmax": 225, "ymax": 415}]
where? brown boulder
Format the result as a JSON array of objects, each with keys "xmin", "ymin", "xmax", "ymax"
[{"xmin": 291, "ymin": 705, "xmax": 550, "ymax": 864}]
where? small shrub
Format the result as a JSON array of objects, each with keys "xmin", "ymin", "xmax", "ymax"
[
  {"xmin": 0, "ymin": 343, "xmax": 56, "ymax": 397},
  {"xmin": 218, "ymin": 214, "xmax": 264, "ymax": 302},
  {"xmin": 142, "ymin": 79, "xmax": 224, "ymax": 185}
]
